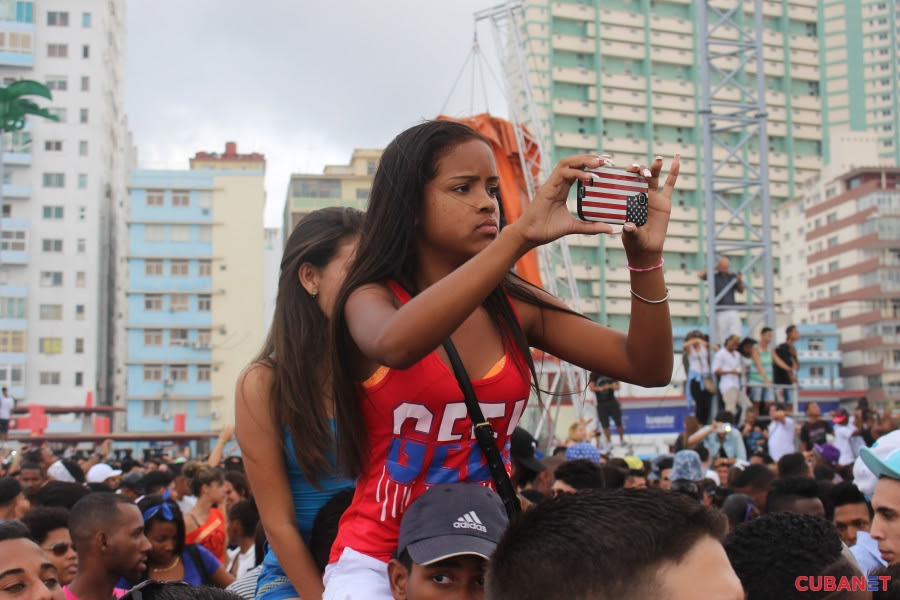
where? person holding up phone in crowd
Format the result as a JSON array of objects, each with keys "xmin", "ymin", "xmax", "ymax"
[
  {"xmin": 324, "ymin": 120, "xmax": 680, "ymax": 599},
  {"xmin": 688, "ymin": 411, "xmax": 747, "ymax": 461}
]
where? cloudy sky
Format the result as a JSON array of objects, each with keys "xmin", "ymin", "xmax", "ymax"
[{"xmin": 126, "ymin": 1, "xmax": 508, "ymax": 226}]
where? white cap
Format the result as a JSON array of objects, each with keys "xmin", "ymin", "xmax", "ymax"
[
  {"xmin": 86, "ymin": 463, "xmax": 122, "ymax": 484},
  {"xmin": 47, "ymin": 460, "xmax": 75, "ymax": 483},
  {"xmin": 853, "ymin": 430, "xmax": 900, "ymax": 497}
]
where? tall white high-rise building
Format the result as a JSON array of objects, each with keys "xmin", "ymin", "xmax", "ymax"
[{"xmin": 0, "ymin": 1, "xmax": 130, "ymax": 409}]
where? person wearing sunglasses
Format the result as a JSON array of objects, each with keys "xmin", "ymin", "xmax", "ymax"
[
  {"xmin": 0, "ymin": 520, "xmax": 64, "ymax": 600},
  {"xmin": 132, "ymin": 495, "xmax": 233, "ymax": 589},
  {"xmin": 21, "ymin": 508, "xmax": 78, "ymax": 586}
]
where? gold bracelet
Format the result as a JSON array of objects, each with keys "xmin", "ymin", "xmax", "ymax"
[{"xmin": 630, "ymin": 287, "xmax": 670, "ymax": 304}]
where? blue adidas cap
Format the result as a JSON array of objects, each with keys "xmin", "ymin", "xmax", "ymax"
[
  {"xmin": 397, "ymin": 483, "xmax": 509, "ymax": 566},
  {"xmin": 861, "ymin": 445, "xmax": 900, "ymax": 481}
]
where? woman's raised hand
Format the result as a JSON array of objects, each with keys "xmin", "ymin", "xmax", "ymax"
[
  {"xmin": 510, "ymin": 154, "xmax": 617, "ymax": 249},
  {"xmin": 621, "ymin": 155, "xmax": 680, "ymax": 267}
]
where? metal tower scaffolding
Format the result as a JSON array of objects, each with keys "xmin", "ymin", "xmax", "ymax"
[
  {"xmin": 698, "ymin": 0, "xmax": 777, "ymax": 345},
  {"xmin": 474, "ymin": 1, "xmax": 589, "ymax": 443}
]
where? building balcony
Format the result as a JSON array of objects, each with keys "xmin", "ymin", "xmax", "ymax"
[
  {"xmin": 2, "ymin": 151, "xmax": 30, "ymax": 166},
  {"xmin": 2, "ymin": 183, "xmax": 29, "ymax": 198},
  {"xmin": 799, "ymin": 377, "xmax": 844, "ymax": 390},
  {"xmin": 550, "ymin": 2, "xmax": 594, "ymax": 21},
  {"xmin": 554, "ymin": 130, "xmax": 598, "ymax": 151},
  {"xmin": 797, "ymin": 349, "xmax": 842, "ymax": 362},
  {"xmin": 552, "ymin": 34, "xmax": 595, "ymax": 54}
]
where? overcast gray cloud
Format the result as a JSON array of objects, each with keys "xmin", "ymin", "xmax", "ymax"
[{"xmin": 126, "ymin": 0, "xmax": 507, "ymax": 226}]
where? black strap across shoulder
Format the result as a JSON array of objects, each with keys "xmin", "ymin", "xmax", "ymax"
[{"xmin": 442, "ymin": 338, "xmax": 522, "ymax": 519}]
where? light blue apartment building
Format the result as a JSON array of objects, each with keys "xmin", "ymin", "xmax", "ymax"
[{"xmin": 125, "ymin": 170, "xmax": 217, "ymax": 432}]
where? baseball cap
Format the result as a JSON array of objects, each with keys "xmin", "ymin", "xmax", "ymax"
[
  {"xmin": 860, "ymin": 436, "xmax": 900, "ymax": 486},
  {"xmin": 86, "ymin": 463, "xmax": 122, "ymax": 484},
  {"xmin": 624, "ymin": 456, "xmax": 644, "ymax": 471},
  {"xmin": 813, "ymin": 443, "xmax": 840, "ymax": 466},
  {"xmin": 832, "ymin": 408, "xmax": 849, "ymax": 425},
  {"xmin": 397, "ymin": 483, "xmax": 508, "ymax": 566},
  {"xmin": 0, "ymin": 477, "xmax": 22, "ymax": 505},
  {"xmin": 565, "ymin": 442, "xmax": 601, "ymax": 464},
  {"xmin": 120, "ymin": 472, "xmax": 145, "ymax": 492},
  {"xmin": 510, "ymin": 427, "xmax": 545, "ymax": 473},
  {"xmin": 854, "ymin": 431, "xmax": 900, "ymax": 497}
]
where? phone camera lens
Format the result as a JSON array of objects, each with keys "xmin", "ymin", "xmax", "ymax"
[{"xmin": 639, "ymin": 193, "xmax": 648, "ymax": 205}]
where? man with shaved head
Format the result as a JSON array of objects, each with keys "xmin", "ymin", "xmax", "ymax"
[{"xmin": 66, "ymin": 493, "xmax": 151, "ymax": 600}]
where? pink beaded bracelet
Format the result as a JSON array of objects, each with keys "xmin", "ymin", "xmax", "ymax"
[{"xmin": 626, "ymin": 258, "xmax": 664, "ymax": 272}]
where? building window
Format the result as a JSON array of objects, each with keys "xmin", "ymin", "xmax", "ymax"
[
  {"xmin": 143, "ymin": 366, "xmax": 162, "ymax": 382},
  {"xmin": 198, "ymin": 260, "xmax": 212, "ymax": 277},
  {"xmin": 40, "ymin": 271, "xmax": 63, "ymax": 287},
  {"xmin": 170, "ymin": 329, "xmax": 189, "ymax": 345},
  {"xmin": 45, "ymin": 75, "xmax": 66, "ymax": 91},
  {"xmin": 77, "ymin": 174, "xmax": 87, "ymax": 189},
  {"xmin": 39, "ymin": 372, "xmax": 61, "ymax": 385},
  {"xmin": 75, "ymin": 271, "xmax": 85, "ymax": 287},
  {"xmin": 170, "ymin": 225, "xmax": 190, "ymax": 242},
  {"xmin": 170, "ymin": 260, "xmax": 189, "ymax": 276},
  {"xmin": 144, "ymin": 329, "xmax": 162, "ymax": 346},
  {"xmin": 81, "ymin": 44, "xmax": 89, "ymax": 58},
  {"xmin": 170, "ymin": 294, "xmax": 189, "ymax": 312},
  {"xmin": 0, "ymin": 366, "xmax": 23, "ymax": 387},
  {"xmin": 197, "ymin": 192, "xmax": 212, "ymax": 209},
  {"xmin": 42, "ymin": 173, "xmax": 65, "ymax": 188},
  {"xmin": 78, "ymin": 140, "xmax": 88, "ymax": 156},
  {"xmin": 169, "ymin": 365, "xmax": 188, "ymax": 382},
  {"xmin": 1, "ymin": 230, "xmax": 26, "ymax": 251},
  {"xmin": 44, "ymin": 140, "xmax": 62, "ymax": 151},
  {"xmin": 74, "ymin": 372, "xmax": 83, "ymax": 386},
  {"xmin": 146, "ymin": 190, "xmax": 164, "ymax": 206},
  {"xmin": 82, "ymin": 12, "xmax": 90, "ymax": 27},
  {"xmin": 79, "ymin": 108, "xmax": 88, "ymax": 124},
  {"xmin": 828, "ymin": 260, "xmax": 839, "ymax": 272},
  {"xmin": 197, "ymin": 225, "xmax": 212, "ymax": 243},
  {"xmin": 197, "ymin": 295, "xmax": 211, "ymax": 311},
  {"xmin": 47, "ymin": 44, "xmax": 67, "ymax": 57},
  {"xmin": 830, "ymin": 309, "xmax": 841, "ymax": 321},
  {"xmin": 42, "ymin": 206, "xmax": 63, "ymax": 220},
  {"xmin": 47, "ymin": 11, "xmax": 68, "ymax": 26},
  {"xmin": 0, "ymin": 298, "xmax": 25, "ymax": 319},
  {"xmin": 809, "ymin": 366, "xmax": 825, "ymax": 377},
  {"xmin": 144, "ymin": 295, "xmax": 162, "ymax": 311},
  {"xmin": 142, "ymin": 399, "xmax": 162, "ymax": 417},
  {"xmin": 77, "ymin": 238, "xmax": 85, "ymax": 253},
  {"xmin": 356, "ymin": 188, "xmax": 370, "ymax": 201},
  {"xmin": 827, "ymin": 236, "xmax": 839, "ymax": 248},
  {"xmin": 171, "ymin": 191, "xmax": 190, "ymax": 207},
  {"xmin": 75, "ymin": 304, "xmax": 84, "ymax": 320},
  {"xmin": 47, "ymin": 108, "xmax": 66, "ymax": 122},
  {"xmin": 197, "ymin": 330, "xmax": 211, "ymax": 348},
  {"xmin": 807, "ymin": 337, "xmax": 825, "ymax": 352},
  {"xmin": 144, "ymin": 260, "xmax": 163, "ymax": 276},
  {"xmin": 74, "ymin": 338, "xmax": 84, "ymax": 354},
  {"xmin": 367, "ymin": 161, "xmax": 377, "ymax": 175},
  {"xmin": 39, "ymin": 338, "xmax": 62, "ymax": 354},
  {"xmin": 144, "ymin": 224, "xmax": 165, "ymax": 242},
  {"xmin": 829, "ymin": 285, "xmax": 840, "ymax": 296},
  {"xmin": 80, "ymin": 76, "xmax": 89, "ymax": 91},
  {"xmin": 41, "ymin": 239, "xmax": 62, "ymax": 252},
  {"xmin": 197, "ymin": 365, "xmax": 211, "ymax": 382},
  {"xmin": 0, "ymin": 331, "xmax": 25, "ymax": 353}
]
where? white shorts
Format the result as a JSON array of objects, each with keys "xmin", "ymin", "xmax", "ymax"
[{"xmin": 323, "ymin": 547, "xmax": 393, "ymax": 600}]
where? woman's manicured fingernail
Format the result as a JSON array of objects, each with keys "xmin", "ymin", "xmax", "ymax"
[
  {"xmin": 642, "ymin": 168, "xmax": 652, "ymax": 178},
  {"xmin": 624, "ymin": 223, "xmax": 635, "ymax": 232}
]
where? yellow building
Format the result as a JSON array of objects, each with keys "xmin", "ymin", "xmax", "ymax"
[{"xmin": 283, "ymin": 149, "xmax": 382, "ymax": 234}]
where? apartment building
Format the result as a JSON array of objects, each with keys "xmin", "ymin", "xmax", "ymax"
[
  {"xmin": 0, "ymin": 0, "xmax": 130, "ymax": 408},
  {"xmin": 121, "ymin": 148, "xmax": 265, "ymax": 432},
  {"xmin": 781, "ymin": 166, "xmax": 900, "ymax": 402},
  {"xmin": 283, "ymin": 148, "xmax": 381, "ymax": 236},
  {"xmin": 819, "ymin": 0, "xmax": 900, "ymax": 165}
]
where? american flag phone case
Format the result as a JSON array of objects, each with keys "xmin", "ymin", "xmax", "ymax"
[{"xmin": 576, "ymin": 167, "xmax": 650, "ymax": 226}]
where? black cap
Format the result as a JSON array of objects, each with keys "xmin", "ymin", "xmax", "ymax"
[
  {"xmin": 120, "ymin": 472, "xmax": 145, "ymax": 492},
  {"xmin": 0, "ymin": 477, "xmax": 22, "ymax": 505},
  {"xmin": 510, "ymin": 427, "xmax": 546, "ymax": 473},
  {"xmin": 397, "ymin": 483, "xmax": 508, "ymax": 565}
]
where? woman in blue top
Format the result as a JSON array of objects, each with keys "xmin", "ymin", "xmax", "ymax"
[
  {"xmin": 131, "ymin": 494, "xmax": 233, "ymax": 588},
  {"xmin": 236, "ymin": 207, "xmax": 363, "ymax": 600}
]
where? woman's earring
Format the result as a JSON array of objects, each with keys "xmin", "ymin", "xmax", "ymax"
[{"xmin": 310, "ymin": 290, "xmax": 318, "ymax": 299}]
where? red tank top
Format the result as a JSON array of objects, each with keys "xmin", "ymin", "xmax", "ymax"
[{"xmin": 329, "ymin": 281, "xmax": 531, "ymax": 563}]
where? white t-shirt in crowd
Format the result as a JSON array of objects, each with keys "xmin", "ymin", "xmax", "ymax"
[
  {"xmin": 834, "ymin": 419, "xmax": 863, "ymax": 466},
  {"xmin": 0, "ymin": 393, "xmax": 13, "ymax": 420},
  {"xmin": 226, "ymin": 546, "xmax": 256, "ymax": 580},
  {"xmin": 712, "ymin": 348, "xmax": 742, "ymax": 393},
  {"xmin": 687, "ymin": 344, "xmax": 710, "ymax": 374},
  {"xmin": 768, "ymin": 416, "xmax": 795, "ymax": 462}
]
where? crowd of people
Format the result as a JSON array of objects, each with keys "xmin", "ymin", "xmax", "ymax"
[{"xmin": 0, "ymin": 118, "xmax": 896, "ymax": 599}]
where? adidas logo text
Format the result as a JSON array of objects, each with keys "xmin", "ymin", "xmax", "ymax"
[{"xmin": 454, "ymin": 511, "xmax": 487, "ymax": 532}]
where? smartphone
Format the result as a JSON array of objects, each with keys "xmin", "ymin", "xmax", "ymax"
[{"xmin": 576, "ymin": 167, "xmax": 650, "ymax": 226}]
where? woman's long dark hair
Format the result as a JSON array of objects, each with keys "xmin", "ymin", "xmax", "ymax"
[
  {"xmin": 250, "ymin": 206, "xmax": 364, "ymax": 485},
  {"xmin": 331, "ymin": 120, "xmax": 578, "ymax": 478}
]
